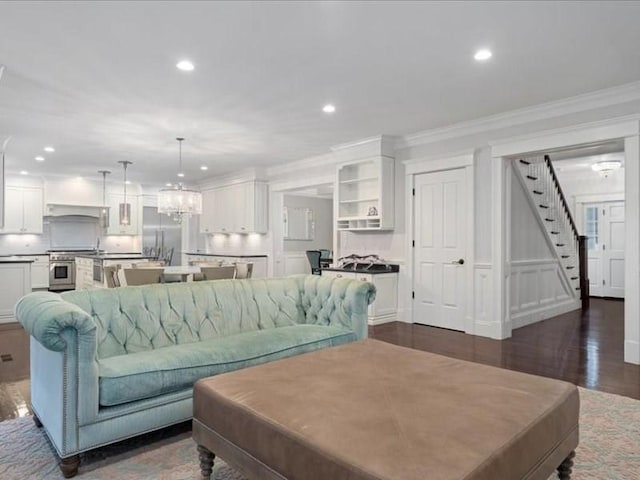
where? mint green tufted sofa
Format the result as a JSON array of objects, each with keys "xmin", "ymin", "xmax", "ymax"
[{"xmin": 15, "ymin": 275, "xmax": 375, "ymax": 476}]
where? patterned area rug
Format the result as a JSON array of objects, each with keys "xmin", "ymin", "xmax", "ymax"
[{"xmin": 0, "ymin": 387, "xmax": 638, "ymax": 479}]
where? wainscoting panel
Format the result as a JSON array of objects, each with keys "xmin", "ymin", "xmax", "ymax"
[
  {"xmin": 473, "ymin": 264, "xmax": 496, "ymax": 338},
  {"xmin": 510, "ymin": 259, "xmax": 579, "ymax": 329},
  {"xmin": 282, "ymin": 253, "xmax": 310, "ymax": 276}
]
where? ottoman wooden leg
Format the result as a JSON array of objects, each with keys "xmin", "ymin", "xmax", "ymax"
[
  {"xmin": 557, "ymin": 450, "xmax": 575, "ymax": 479},
  {"xmin": 59, "ymin": 455, "xmax": 80, "ymax": 478},
  {"xmin": 198, "ymin": 445, "xmax": 215, "ymax": 479}
]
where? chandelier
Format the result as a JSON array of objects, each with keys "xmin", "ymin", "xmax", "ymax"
[
  {"xmin": 591, "ymin": 160, "xmax": 622, "ymax": 178},
  {"xmin": 157, "ymin": 137, "xmax": 203, "ymax": 223}
]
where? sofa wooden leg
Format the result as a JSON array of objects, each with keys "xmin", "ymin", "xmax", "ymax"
[
  {"xmin": 557, "ymin": 450, "xmax": 575, "ymax": 479},
  {"xmin": 59, "ymin": 455, "xmax": 80, "ymax": 478},
  {"xmin": 32, "ymin": 413, "xmax": 42, "ymax": 428},
  {"xmin": 198, "ymin": 445, "xmax": 215, "ymax": 479}
]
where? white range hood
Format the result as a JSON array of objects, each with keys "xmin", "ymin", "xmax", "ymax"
[{"xmin": 45, "ymin": 203, "xmax": 108, "ymax": 218}]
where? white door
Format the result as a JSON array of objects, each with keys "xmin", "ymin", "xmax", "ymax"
[
  {"xmin": 584, "ymin": 202, "xmax": 625, "ymax": 298},
  {"xmin": 413, "ymin": 169, "xmax": 467, "ymax": 331}
]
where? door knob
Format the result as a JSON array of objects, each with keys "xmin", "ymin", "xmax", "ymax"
[{"xmin": 452, "ymin": 259, "xmax": 464, "ymax": 265}]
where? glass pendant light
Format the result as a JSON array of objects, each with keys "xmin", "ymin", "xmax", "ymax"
[
  {"xmin": 117, "ymin": 160, "xmax": 132, "ymax": 226},
  {"xmin": 98, "ymin": 170, "xmax": 110, "ymax": 229},
  {"xmin": 157, "ymin": 137, "xmax": 203, "ymax": 223}
]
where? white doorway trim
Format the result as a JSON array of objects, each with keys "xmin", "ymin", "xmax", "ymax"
[
  {"xmin": 405, "ymin": 153, "xmax": 475, "ymax": 334},
  {"xmin": 269, "ymin": 175, "xmax": 336, "ymax": 278},
  {"xmin": 490, "ymin": 117, "xmax": 640, "ymax": 364}
]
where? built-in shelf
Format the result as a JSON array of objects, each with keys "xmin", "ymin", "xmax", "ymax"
[
  {"xmin": 336, "ymin": 157, "xmax": 394, "ymax": 231},
  {"xmin": 339, "ymin": 198, "xmax": 380, "ymax": 204},
  {"xmin": 339, "ymin": 176, "xmax": 379, "ymax": 185}
]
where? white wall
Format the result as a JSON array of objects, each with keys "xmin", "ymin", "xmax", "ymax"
[
  {"xmin": 203, "ymin": 83, "xmax": 640, "ymax": 362},
  {"xmin": 510, "ymin": 171, "xmax": 555, "ymax": 262},
  {"xmin": 283, "ymin": 195, "xmax": 332, "ymax": 253}
]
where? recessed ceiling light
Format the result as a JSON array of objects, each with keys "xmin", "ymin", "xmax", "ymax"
[
  {"xmin": 34, "ymin": 156, "xmax": 45, "ymax": 162},
  {"xmin": 44, "ymin": 146, "xmax": 55, "ymax": 152},
  {"xmin": 177, "ymin": 172, "xmax": 185, "ymax": 178},
  {"xmin": 474, "ymin": 49, "xmax": 492, "ymax": 61},
  {"xmin": 200, "ymin": 165, "xmax": 208, "ymax": 171},
  {"xmin": 322, "ymin": 104, "xmax": 336, "ymax": 114},
  {"xmin": 20, "ymin": 170, "xmax": 28, "ymax": 175},
  {"xmin": 165, "ymin": 183, "xmax": 173, "ymax": 187},
  {"xmin": 125, "ymin": 180, "xmax": 131, "ymax": 185},
  {"xmin": 176, "ymin": 60, "xmax": 195, "ymax": 71}
]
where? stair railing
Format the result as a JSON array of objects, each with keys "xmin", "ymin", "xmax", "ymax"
[
  {"xmin": 518, "ymin": 155, "xmax": 589, "ymax": 310},
  {"xmin": 543, "ymin": 155, "xmax": 589, "ymax": 309}
]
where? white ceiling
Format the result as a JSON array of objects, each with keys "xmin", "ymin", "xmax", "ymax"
[{"xmin": 2, "ymin": 1, "xmax": 640, "ymax": 186}]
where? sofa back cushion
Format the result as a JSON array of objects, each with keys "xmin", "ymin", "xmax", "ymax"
[{"xmin": 62, "ymin": 278, "xmax": 305, "ymax": 359}]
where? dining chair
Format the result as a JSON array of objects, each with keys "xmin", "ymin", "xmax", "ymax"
[
  {"xmin": 122, "ymin": 268, "xmax": 164, "ymax": 286},
  {"xmin": 104, "ymin": 266, "xmax": 120, "ymax": 288},
  {"xmin": 235, "ymin": 262, "xmax": 254, "ymax": 279},
  {"xmin": 133, "ymin": 260, "xmax": 166, "ymax": 268},
  {"xmin": 305, "ymin": 250, "xmax": 322, "ymax": 275},
  {"xmin": 200, "ymin": 266, "xmax": 236, "ymax": 281}
]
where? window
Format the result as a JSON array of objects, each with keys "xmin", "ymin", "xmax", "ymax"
[{"xmin": 585, "ymin": 206, "xmax": 599, "ymax": 250}]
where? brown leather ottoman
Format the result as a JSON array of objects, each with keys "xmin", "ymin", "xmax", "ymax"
[{"xmin": 193, "ymin": 339, "xmax": 579, "ymax": 480}]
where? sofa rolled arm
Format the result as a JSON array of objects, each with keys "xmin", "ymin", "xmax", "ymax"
[
  {"xmin": 15, "ymin": 291, "xmax": 96, "ymax": 352},
  {"xmin": 297, "ymin": 275, "xmax": 376, "ymax": 340}
]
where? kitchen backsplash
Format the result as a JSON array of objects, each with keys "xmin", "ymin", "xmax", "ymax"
[
  {"xmin": 202, "ymin": 233, "xmax": 270, "ymax": 255},
  {"xmin": 0, "ymin": 217, "xmax": 139, "ymax": 255}
]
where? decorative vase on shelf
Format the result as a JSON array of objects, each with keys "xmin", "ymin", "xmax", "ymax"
[{"xmin": 367, "ymin": 206, "xmax": 378, "ymax": 216}]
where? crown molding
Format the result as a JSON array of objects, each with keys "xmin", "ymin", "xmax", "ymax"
[
  {"xmin": 490, "ymin": 115, "xmax": 640, "ymax": 158},
  {"xmin": 198, "ymin": 167, "xmax": 267, "ymax": 191},
  {"xmin": 397, "ymin": 81, "xmax": 640, "ymax": 150},
  {"xmin": 330, "ymin": 134, "xmax": 396, "ymax": 159}
]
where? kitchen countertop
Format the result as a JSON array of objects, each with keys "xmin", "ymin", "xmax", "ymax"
[
  {"xmin": 75, "ymin": 253, "xmax": 157, "ymax": 260},
  {"xmin": 185, "ymin": 252, "xmax": 268, "ymax": 258},
  {"xmin": 0, "ymin": 257, "xmax": 35, "ymax": 263},
  {"xmin": 322, "ymin": 264, "xmax": 400, "ymax": 274}
]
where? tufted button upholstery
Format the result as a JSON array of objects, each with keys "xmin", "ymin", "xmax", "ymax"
[{"xmin": 18, "ymin": 276, "xmax": 375, "ymax": 360}]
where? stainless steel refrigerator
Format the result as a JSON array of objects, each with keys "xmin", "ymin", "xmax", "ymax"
[{"xmin": 142, "ymin": 207, "xmax": 181, "ymax": 266}]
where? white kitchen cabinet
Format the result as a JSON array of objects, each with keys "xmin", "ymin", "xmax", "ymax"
[
  {"xmin": 199, "ymin": 190, "xmax": 217, "ymax": 234},
  {"xmin": 336, "ymin": 157, "xmax": 394, "ymax": 231},
  {"xmin": 31, "ymin": 255, "xmax": 50, "ymax": 289},
  {"xmin": 322, "ymin": 270, "xmax": 398, "ymax": 325},
  {"xmin": 11, "ymin": 255, "xmax": 49, "ymax": 289},
  {"xmin": 0, "ymin": 262, "xmax": 32, "ymax": 323},
  {"xmin": 201, "ymin": 182, "xmax": 268, "ymax": 234},
  {"xmin": 107, "ymin": 193, "xmax": 139, "ymax": 235},
  {"xmin": 0, "ymin": 186, "xmax": 44, "ymax": 234},
  {"xmin": 75, "ymin": 257, "xmax": 95, "ymax": 290}
]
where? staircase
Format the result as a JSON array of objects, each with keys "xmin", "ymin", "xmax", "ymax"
[{"xmin": 514, "ymin": 154, "xmax": 589, "ymax": 310}]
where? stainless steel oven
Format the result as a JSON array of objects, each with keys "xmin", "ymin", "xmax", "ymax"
[
  {"xmin": 49, "ymin": 258, "xmax": 75, "ymax": 291},
  {"xmin": 48, "ymin": 250, "xmax": 96, "ymax": 291}
]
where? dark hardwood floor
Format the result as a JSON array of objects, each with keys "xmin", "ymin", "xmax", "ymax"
[
  {"xmin": 370, "ymin": 298, "xmax": 640, "ymax": 400},
  {"xmin": 0, "ymin": 298, "xmax": 638, "ymax": 423}
]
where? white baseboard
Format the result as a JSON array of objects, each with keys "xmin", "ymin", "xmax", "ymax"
[
  {"xmin": 512, "ymin": 299, "xmax": 581, "ymax": 330},
  {"xmin": 368, "ymin": 315, "xmax": 397, "ymax": 326},
  {"xmin": 624, "ymin": 340, "xmax": 640, "ymax": 365}
]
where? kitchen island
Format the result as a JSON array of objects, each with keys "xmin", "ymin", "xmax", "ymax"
[
  {"xmin": 0, "ymin": 258, "xmax": 33, "ymax": 324},
  {"xmin": 322, "ymin": 263, "xmax": 399, "ymax": 325},
  {"xmin": 75, "ymin": 253, "xmax": 156, "ymax": 289},
  {"xmin": 184, "ymin": 252, "xmax": 268, "ymax": 278}
]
